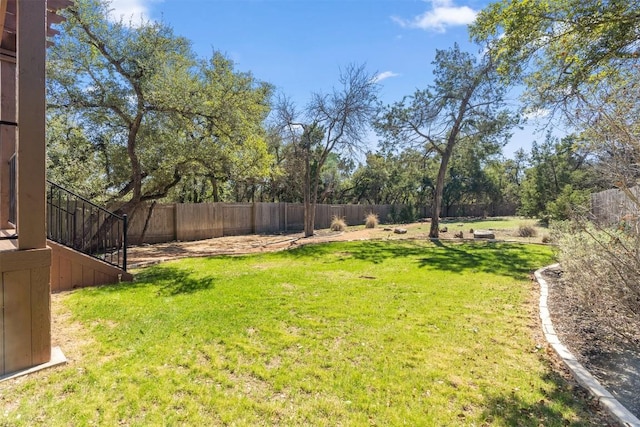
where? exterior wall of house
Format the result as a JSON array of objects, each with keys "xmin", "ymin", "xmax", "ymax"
[
  {"xmin": 0, "ymin": 243, "xmax": 51, "ymax": 374},
  {"xmin": 49, "ymin": 241, "xmax": 133, "ymax": 292}
]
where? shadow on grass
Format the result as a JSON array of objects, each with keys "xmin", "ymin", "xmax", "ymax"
[
  {"xmin": 440, "ymin": 216, "xmax": 549, "ymax": 228},
  {"xmin": 482, "ymin": 368, "xmax": 603, "ymax": 426},
  {"xmin": 415, "ymin": 241, "xmax": 547, "ymax": 279},
  {"xmin": 440, "ymin": 217, "xmax": 511, "ymax": 224},
  {"xmin": 132, "ymin": 265, "xmax": 216, "ymax": 296},
  {"xmin": 287, "ymin": 240, "xmax": 550, "ymax": 280}
]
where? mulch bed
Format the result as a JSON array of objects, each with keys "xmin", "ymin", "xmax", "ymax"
[{"xmin": 543, "ymin": 267, "xmax": 640, "ymax": 418}]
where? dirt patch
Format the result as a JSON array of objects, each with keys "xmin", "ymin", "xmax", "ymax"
[
  {"xmin": 127, "ymin": 234, "xmax": 303, "ymax": 266},
  {"xmin": 51, "ymin": 292, "xmax": 99, "ymax": 365},
  {"xmin": 126, "ymin": 221, "xmax": 546, "ymax": 268}
]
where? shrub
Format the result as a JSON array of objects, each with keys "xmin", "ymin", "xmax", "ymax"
[
  {"xmin": 555, "ymin": 221, "xmax": 640, "ymax": 344},
  {"xmin": 541, "ymin": 234, "xmax": 551, "ymax": 244},
  {"xmin": 330, "ymin": 216, "xmax": 347, "ymax": 232},
  {"xmin": 364, "ymin": 213, "xmax": 379, "ymax": 229},
  {"xmin": 387, "ymin": 206, "xmax": 398, "ymax": 223},
  {"xmin": 546, "ymin": 185, "xmax": 590, "ymax": 222},
  {"xmin": 398, "ymin": 205, "xmax": 417, "ymax": 223},
  {"xmin": 517, "ymin": 224, "xmax": 537, "ymax": 238},
  {"xmin": 386, "ymin": 205, "xmax": 417, "ymax": 224}
]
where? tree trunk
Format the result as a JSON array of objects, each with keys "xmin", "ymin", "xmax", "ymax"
[
  {"xmin": 138, "ymin": 200, "xmax": 157, "ymax": 245},
  {"xmin": 306, "ymin": 200, "xmax": 316, "ymax": 237},
  {"xmin": 429, "ymin": 168, "xmax": 445, "ymax": 238},
  {"xmin": 303, "ymin": 145, "xmax": 314, "ymax": 237},
  {"xmin": 209, "ymin": 175, "xmax": 219, "ymax": 202},
  {"xmin": 428, "ymin": 80, "xmax": 477, "ymax": 238},
  {"xmin": 301, "ymin": 128, "xmax": 320, "ymax": 238},
  {"xmin": 429, "ymin": 142, "xmax": 456, "ymax": 238}
]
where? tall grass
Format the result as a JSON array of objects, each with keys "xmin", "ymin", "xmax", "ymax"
[
  {"xmin": 330, "ymin": 216, "xmax": 347, "ymax": 231},
  {"xmin": 364, "ymin": 212, "xmax": 379, "ymax": 228}
]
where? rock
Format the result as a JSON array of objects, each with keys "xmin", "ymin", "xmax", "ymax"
[
  {"xmin": 394, "ymin": 228, "xmax": 407, "ymax": 234},
  {"xmin": 473, "ymin": 230, "xmax": 495, "ymax": 239}
]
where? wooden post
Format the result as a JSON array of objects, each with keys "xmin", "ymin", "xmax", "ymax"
[
  {"xmin": 1, "ymin": 0, "xmax": 52, "ymax": 374},
  {"xmin": 16, "ymin": 0, "xmax": 46, "ymax": 250},
  {"xmin": 284, "ymin": 202, "xmax": 288, "ymax": 233},
  {"xmin": 252, "ymin": 202, "xmax": 257, "ymax": 234}
]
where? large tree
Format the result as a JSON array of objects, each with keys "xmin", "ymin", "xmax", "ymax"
[
  {"xmin": 470, "ymin": 0, "xmax": 640, "ymax": 112},
  {"xmin": 47, "ymin": 0, "xmax": 272, "ymax": 216},
  {"xmin": 519, "ymin": 134, "xmax": 599, "ymax": 221},
  {"xmin": 483, "ymin": 148, "xmax": 529, "ymax": 210},
  {"xmin": 375, "ymin": 45, "xmax": 515, "ymax": 237},
  {"xmin": 472, "ymin": 0, "xmax": 640, "ymax": 205},
  {"xmin": 350, "ymin": 150, "xmax": 432, "ymax": 209},
  {"xmin": 441, "ymin": 139, "xmax": 502, "ymax": 216},
  {"xmin": 48, "ymin": 0, "xmax": 196, "ymax": 215},
  {"xmin": 184, "ymin": 53, "xmax": 274, "ymax": 203},
  {"xmin": 277, "ymin": 64, "xmax": 379, "ymax": 237}
]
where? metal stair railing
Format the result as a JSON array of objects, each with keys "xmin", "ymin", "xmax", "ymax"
[
  {"xmin": 8, "ymin": 153, "xmax": 16, "ymax": 225},
  {"xmin": 46, "ymin": 180, "xmax": 128, "ymax": 271}
]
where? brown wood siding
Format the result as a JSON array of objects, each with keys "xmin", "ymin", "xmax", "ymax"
[
  {"xmin": 48, "ymin": 241, "xmax": 132, "ymax": 292},
  {"xmin": 3, "ymin": 269, "xmax": 31, "ymax": 373},
  {"xmin": 0, "ymin": 247, "xmax": 53, "ymax": 375}
]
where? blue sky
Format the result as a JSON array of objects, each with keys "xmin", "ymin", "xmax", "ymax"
[{"xmin": 106, "ymin": 0, "xmax": 547, "ymax": 158}]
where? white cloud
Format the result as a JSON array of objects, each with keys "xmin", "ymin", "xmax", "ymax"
[
  {"xmin": 373, "ymin": 71, "xmax": 400, "ymax": 83},
  {"xmin": 107, "ymin": 0, "xmax": 162, "ymax": 26},
  {"xmin": 392, "ymin": 0, "xmax": 478, "ymax": 33},
  {"xmin": 287, "ymin": 123, "xmax": 304, "ymax": 134},
  {"xmin": 523, "ymin": 108, "xmax": 550, "ymax": 120}
]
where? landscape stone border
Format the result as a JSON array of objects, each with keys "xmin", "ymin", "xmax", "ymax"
[{"xmin": 535, "ymin": 264, "xmax": 640, "ymax": 427}]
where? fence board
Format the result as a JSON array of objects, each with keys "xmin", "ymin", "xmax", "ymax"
[
  {"xmin": 127, "ymin": 203, "xmax": 176, "ymax": 244},
  {"xmin": 255, "ymin": 203, "xmax": 281, "ymax": 234},
  {"xmin": 286, "ymin": 204, "xmax": 304, "ymax": 232},
  {"xmin": 176, "ymin": 203, "xmax": 219, "ymax": 241},
  {"xmin": 223, "ymin": 204, "xmax": 254, "ymax": 236},
  {"xmin": 591, "ymin": 186, "xmax": 640, "ymax": 225}
]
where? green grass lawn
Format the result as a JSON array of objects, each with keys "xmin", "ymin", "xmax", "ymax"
[
  {"xmin": 439, "ymin": 216, "xmax": 542, "ymax": 230},
  {"xmin": 348, "ymin": 216, "xmax": 540, "ymax": 230},
  {"xmin": 0, "ymin": 240, "xmax": 600, "ymax": 426},
  {"xmin": 345, "ymin": 216, "xmax": 546, "ymax": 242}
]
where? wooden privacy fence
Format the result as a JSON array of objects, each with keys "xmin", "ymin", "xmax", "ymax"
[
  {"xmin": 126, "ymin": 203, "xmax": 397, "ymax": 244},
  {"xmin": 440, "ymin": 202, "xmax": 517, "ymax": 218},
  {"xmin": 591, "ymin": 186, "xmax": 640, "ymax": 225},
  {"xmin": 125, "ymin": 202, "xmax": 516, "ymax": 245}
]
